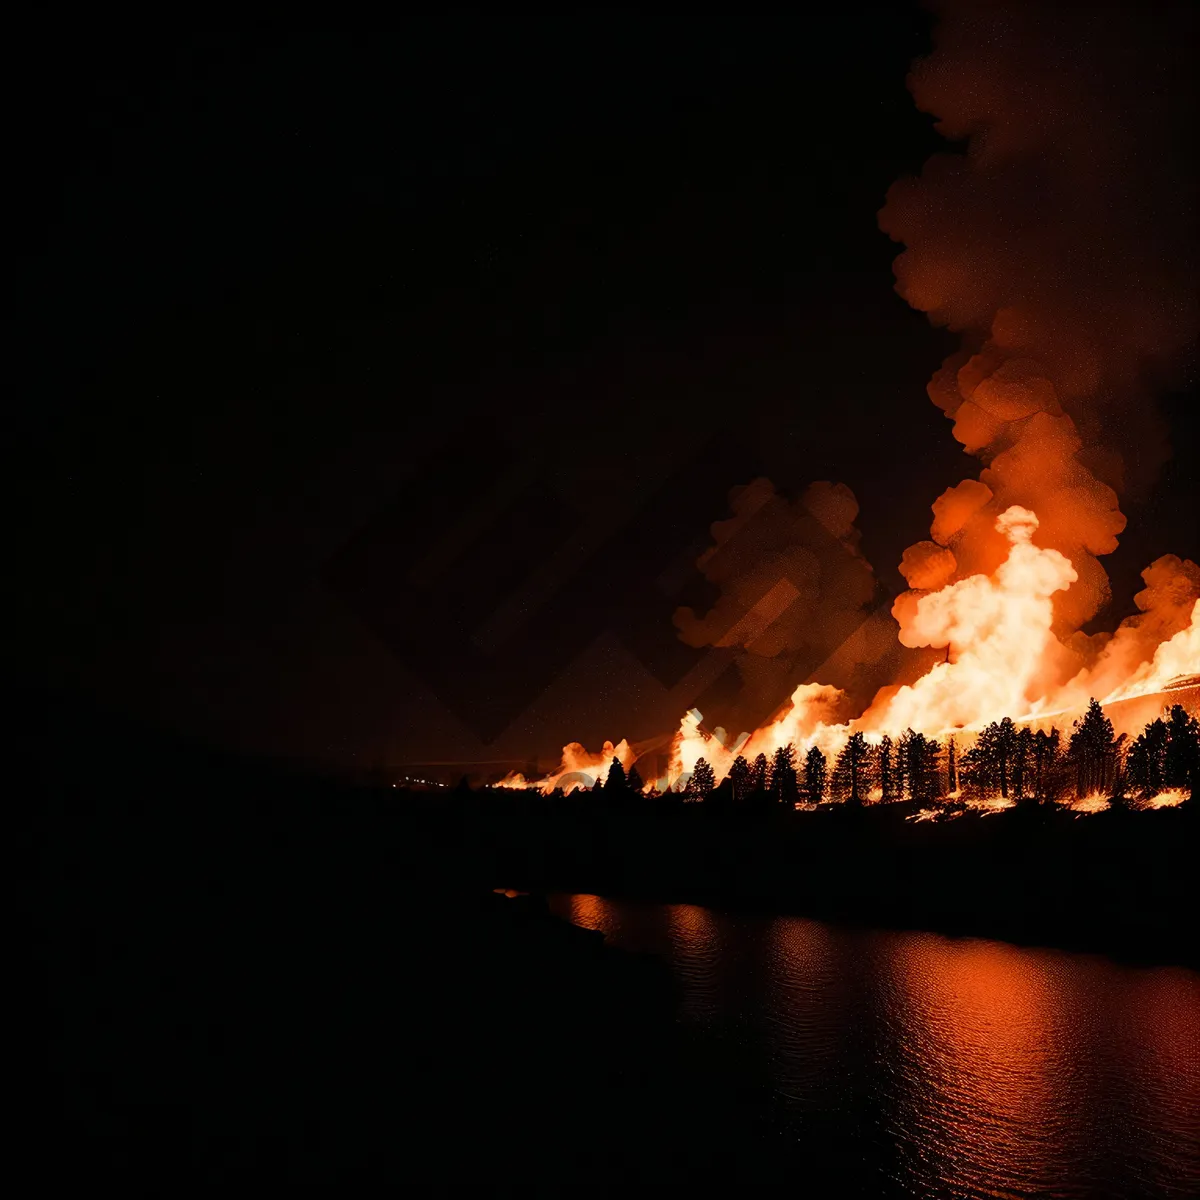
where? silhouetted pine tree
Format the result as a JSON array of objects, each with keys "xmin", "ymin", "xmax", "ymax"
[
  {"xmin": 1012, "ymin": 726, "xmax": 1034, "ymax": 799},
  {"xmin": 1128, "ymin": 717, "xmax": 1167, "ymax": 796},
  {"xmin": 905, "ymin": 732, "xmax": 943, "ymax": 803},
  {"xmin": 1069, "ymin": 699, "xmax": 1117, "ymax": 797},
  {"xmin": 1164, "ymin": 704, "xmax": 1200, "ymax": 795},
  {"xmin": 751, "ymin": 752, "xmax": 769, "ymax": 793},
  {"xmin": 626, "ymin": 763, "xmax": 644, "ymax": 794},
  {"xmin": 946, "ymin": 735, "xmax": 958, "ymax": 794},
  {"xmin": 729, "ymin": 755, "xmax": 751, "ymax": 802},
  {"xmin": 804, "ymin": 745, "xmax": 828, "ymax": 804},
  {"xmin": 879, "ymin": 736, "xmax": 895, "ymax": 801},
  {"xmin": 770, "ymin": 744, "xmax": 798, "ymax": 804},
  {"xmin": 604, "ymin": 756, "xmax": 628, "ymax": 796},
  {"xmin": 968, "ymin": 717, "xmax": 1018, "ymax": 798},
  {"xmin": 1032, "ymin": 728, "xmax": 1061, "ymax": 801},
  {"xmin": 997, "ymin": 717, "xmax": 1018, "ymax": 796},
  {"xmin": 691, "ymin": 757, "xmax": 715, "ymax": 800},
  {"xmin": 832, "ymin": 732, "xmax": 873, "ymax": 804}
]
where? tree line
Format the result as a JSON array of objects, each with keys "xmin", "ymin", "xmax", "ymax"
[{"xmin": 569, "ymin": 701, "xmax": 1200, "ymax": 809}]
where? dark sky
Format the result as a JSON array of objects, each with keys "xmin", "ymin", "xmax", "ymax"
[{"xmin": 8, "ymin": 10, "xmax": 1198, "ymax": 776}]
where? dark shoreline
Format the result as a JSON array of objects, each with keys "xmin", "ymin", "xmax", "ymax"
[
  {"xmin": 15, "ymin": 689, "xmax": 1198, "ymax": 1184},
  {"xmin": 548, "ymin": 880, "xmax": 1200, "ymax": 974},
  {"xmin": 444, "ymin": 789, "xmax": 1200, "ymax": 972},
  {"xmin": 21, "ymin": 781, "xmax": 779, "ymax": 1182}
]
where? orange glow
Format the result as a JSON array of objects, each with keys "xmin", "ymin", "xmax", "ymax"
[
  {"xmin": 567, "ymin": 892, "xmax": 619, "ymax": 935},
  {"xmin": 966, "ymin": 795, "xmax": 1016, "ymax": 815},
  {"xmin": 496, "ymin": 738, "xmax": 635, "ymax": 794},
  {"xmin": 886, "ymin": 934, "xmax": 1067, "ymax": 1196},
  {"xmin": 1140, "ymin": 788, "xmax": 1188, "ymax": 811},
  {"xmin": 866, "ymin": 506, "xmax": 1075, "ymax": 736},
  {"xmin": 498, "ymin": 508, "xmax": 1198, "ymax": 797},
  {"xmin": 1101, "ymin": 601, "xmax": 1200, "ymax": 704},
  {"xmin": 907, "ymin": 807, "xmax": 943, "ymax": 823}
]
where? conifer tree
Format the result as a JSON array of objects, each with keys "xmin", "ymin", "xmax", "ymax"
[
  {"xmin": 604, "ymin": 756, "xmax": 628, "ymax": 795},
  {"xmin": 804, "ymin": 745, "xmax": 828, "ymax": 803},
  {"xmin": 879, "ymin": 735, "xmax": 895, "ymax": 801},
  {"xmin": 905, "ymin": 732, "xmax": 943, "ymax": 803},
  {"xmin": 1032, "ymin": 728, "xmax": 1061, "ymax": 801},
  {"xmin": 1012, "ymin": 726, "xmax": 1034, "ymax": 799},
  {"xmin": 691, "ymin": 757, "xmax": 716, "ymax": 800},
  {"xmin": 832, "ymin": 732, "xmax": 874, "ymax": 804},
  {"xmin": 1164, "ymin": 704, "xmax": 1200, "ymax": 794},
  {"xmin": 1069, "ymin": 699, "xmax": 1117, "ymax": 797},
  {"xmin": 1128, "ymin": 717, "xmax": 1167, "ymax": 796},
  {"xmin": 729, "ymin": 755, "xmax": 751, "ymax": 802},
  {"xmin": 626, "ymin": 763, "xmax": 644, "ymax": 795},
  {"xmin": 964, "ymin": 717, "xmax": 1020, "ymax": 798},
  {"xmin": 770, "ymin": 744, "xmax": 799, "ymax": 803},
  {"xmin": 751, "ymin": 752, "xmax": 769, "ymax": 793}
]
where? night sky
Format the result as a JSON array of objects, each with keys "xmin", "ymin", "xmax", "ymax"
[{"xmin": 9, "ymin": 10, "xmax": 1198, "ymax": 776}]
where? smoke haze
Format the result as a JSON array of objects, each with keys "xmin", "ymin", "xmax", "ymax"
[{"xmin": 879, "ymin": 0, "xmax": 1198, "ymax": 653}]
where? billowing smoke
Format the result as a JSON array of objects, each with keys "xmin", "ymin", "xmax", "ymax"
[
  {"xmin": 672, "ymin": 478, "xmax": 878, "ymax": 724},
  {"xmin": 879, "ymin": 0, "xmax": 1197, "ymax": 656},
  {"xmin": 1059, "ymin": 554, "xmax": 1200, "ymax": 707},
  {"xmin": 497, "ymin": 1, "xmax": 1200, "ymax": 796}
]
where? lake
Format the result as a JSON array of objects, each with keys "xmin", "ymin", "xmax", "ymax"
[{"xmin": 549, "ymin": 894, "xmax": 1200, "ymax": 1198}]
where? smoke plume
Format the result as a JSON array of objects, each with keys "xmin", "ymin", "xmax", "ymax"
[
  {"xmin": 497, "ymin": 2, "xmax": 1200, "ymax": 796},
  {"xmin": 879, "ymin": 0, "xmax": 1197, "ymax": 654}
]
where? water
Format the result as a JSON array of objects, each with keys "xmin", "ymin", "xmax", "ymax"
[{"xmin": 549, "ymin": 894, "xmax": 1200, "ymax": 1198}]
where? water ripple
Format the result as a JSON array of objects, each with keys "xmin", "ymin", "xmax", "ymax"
[{"xmin": 552, "ymin": 895, "xmax": 1200, "ymax": 1198}]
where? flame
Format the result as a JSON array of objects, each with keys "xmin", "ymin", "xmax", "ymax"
[
  {"xmin": 1140, "ymin": 788, "xmax": 1189, "ymax": 811},
  {"xmin": 668, "ymin": 683, "xmax": 850, "ymax": 793},
  {"xmin": 497, "ymin": 508, "xmax": 1198, "ymax": 798},
  {"xmin": 864, "ymin": 507, "xmax": 1076, "ymax": 735},
  {"xmin": 1101, "ymin": 600, "xmax": 1200, "ymax": 704},
  {"xmin": 966, "ymin": 795, "xmax": 1017, "ymax": 815},
  {"xmin": 497, "ymin": 739, "xmax": 635, "ymax": 794}
]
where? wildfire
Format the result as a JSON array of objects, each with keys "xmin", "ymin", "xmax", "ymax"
[
  {"xmin": 908, "ymin": 808, "xmax": 942, "ymax": 824},
  {"xmin": 497, "ymin": 739, "xmax": 636, "ymax": 795},
  {"xmin": 1100, "ymin": 602, "xmax": 1200, "ymax": 705},
  {"xmin": 502, "ymin": 506, "xmax": 1200, "ymax": 796},
  {"xmin": 966, "ymin": 795, "xmax": 1016, "ymax": 816},
  {"xmin": 1139, "ymin": 788, "xmax": 1188, "ymax": 811},
  {"xmin": 486, "ymin": 6, "xmax": 1200, "ymax": 805},
  {"xmin": 861, "ymin": 507, "xmax": 1075, "ymax": 735}
]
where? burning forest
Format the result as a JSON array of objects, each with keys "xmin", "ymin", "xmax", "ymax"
[
  {"xmin": 19, "ymin": 8, "xmax": 1200, "ymax": 1194},
  {"xmin": 495, "ymin": 1, "xmax": 1199, "ymax": 810}
]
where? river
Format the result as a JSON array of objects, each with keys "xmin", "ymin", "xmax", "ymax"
[{"xmin": 548, "ymin": 894, "xmax": 1200, "ymax": 1198}]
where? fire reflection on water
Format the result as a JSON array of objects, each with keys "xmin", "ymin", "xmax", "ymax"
[
  {"xmin": 884, "ymin": 936, "xmax": 1074, "ymax": 1196},
  {"xmin": 551, "ymin": 894, "xmax": 1200, "ymax": 1197}
]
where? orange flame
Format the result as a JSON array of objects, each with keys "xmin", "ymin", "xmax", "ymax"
[
  {"xmin": 1140, "ymin": 788, "xmax": 1189, "ymax": 811},
  {"xmin": 496, "ymin": 739, "xmax": 635, "ymax": 794},
  {"xmin": 498, "ymin": 506, "xmax": 1199, "ymax": 796},
  {"xmin": 864, "ymin": 507, "xmax": 1076, "ymax": 735},
  {"xmin": 1101, "ymin": 601, "xmax": 1200, "ymax": 704}
]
